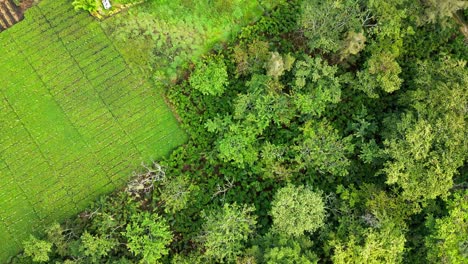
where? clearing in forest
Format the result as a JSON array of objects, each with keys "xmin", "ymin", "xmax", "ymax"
[{"xmin": 0, "ymin": 0, "xmax": 186, "ymax": 260}]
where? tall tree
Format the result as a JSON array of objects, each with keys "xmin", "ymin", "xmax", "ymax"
[
  {"xmin": 270, "ymin": 184, "xmax": 326, "ymax": 237},
  {"xmin": 383, "ymin": 57, "xmax": 468, "ymax": 202},
  {"xmin": 199, "ymin": 203, "xmax": 257, "ymax": 262}
]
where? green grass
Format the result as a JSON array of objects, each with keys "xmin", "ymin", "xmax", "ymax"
[{"xmin": 0, "ymin": 0, "xmax": 187, "ymax": 260}]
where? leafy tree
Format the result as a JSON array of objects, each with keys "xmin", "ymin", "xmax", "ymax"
[
  {"xmin": 294, "ymin": 120, "xmax": 353, "ymax": 177},
  {"xmin": 300, "ymin": 0, "xmax": 365, "ymax": 53},
  {"xmin": 190, "ymin": 55, "xmax": 229, "ymax": 96},
  {"xmin": 270, "ymin": 184, "xmax": 326, "ymax": 237},
  {"xmin": 332, "ymin": 222, "xmax": 406, "ymax": 264},
  {"xmin": 357, "ymin": 51, "xmax": 402, "ymax": 95},
  {"xmin": 123, "ymin": 212, "xmax": 173, "ymax": 263},
  {"xmin": 45, "ymin": 223, "xmax": 68, "ymax": 257},
  {"xmin": 217, "ymin": 126, "xmax": 259, "ymax": 168},
  {"xmin": 199, "ymin": 203, "xmax": 257, "ymax": 262},
  {"xmin": 80, "ymin": 232, "xmax": 118, "ymax": 263},
  {"xmin": 259, "ymin": 142, "xmax": 292, "ymax": 180},
  {"xmin": 23, "ymin": 236, "xmax": 52, "ymax": 263},
  {"xmin": 247, "ymin": 232, "xmax": 319, "ymax": 264},
  {"xmin": 383, "ymin": 58, "xmax": 468, "ymax": 202},
  {"xmin": 422, "ymin": 0, "xmax": 468, "ymax": 37},
  {"xmin": 158, "ymin": 175, "xmax": 199, "ymax": 214},
  {"xmin": 292, "ymin": 56, "xmax": 341, "ymax": 116},
  {"xmin": 266, "ymin": 52, "xmax": 295, "ymax": 78},
  {"xmin": 232, "ymin": 40, "xmax": 270, "ymax": 76},
  {"xmin": 354, "ymin": 0, "xmax": 414, "ymax": 97},
  {"xmin": 340, "ymin": 31, "xmax": 367, "ymax": 60},
  {"xmin": 425, "ymin": 190, "xmax": 468, "ymax": 263}
]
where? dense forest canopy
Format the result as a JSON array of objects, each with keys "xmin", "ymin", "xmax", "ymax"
[{"xmin": 10, "ymin": 0, "xmax": 468, "ymax": 263}]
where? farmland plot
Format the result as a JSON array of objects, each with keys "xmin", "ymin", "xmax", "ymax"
[{"xmin": 0, "ymin": 0, "xmax": 186, "ymax": 260}]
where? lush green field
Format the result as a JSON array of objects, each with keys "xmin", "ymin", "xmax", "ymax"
[{"xmin": 0, "ymin": 0, "xmax": 186, "ymax": 260}]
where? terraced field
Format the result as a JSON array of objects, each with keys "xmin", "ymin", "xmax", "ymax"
[{"xmin": 0, "ymin": 0, "xmax": 186, "ymax": 260}]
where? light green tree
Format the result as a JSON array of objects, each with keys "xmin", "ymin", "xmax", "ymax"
[
  {"xmin": 425, "ymin": 190, "xmax": 468, "ymax": 263},
  {"xmin": 300, "ymin": 0, "xmax": 365, "ymax": 53},
  {"xmin": 270, "ymin": 184, "xmax": 326, "ymax": 237},
  {"xmin": 159, "ymin": 175, "xmax": 199, "ymax": 214},
  {"xmin": 332, "ymin": 223, "xmax": 406, "ymax": 264},
  {"xmin": 72, "ymin": 0, "xmax": 98, "ymax": 12},
  {"xmin": 200, "ymin": 203, "xmax": 257, "ymax": 262},
  {"xmin": 383, "ymin": 58, "xmax": 468, "ymax": 202},
  {"xmin": 292, "ymin": 56, "xmax": 341, "ymax": 117},
  {"xmin": 424, "ymin": 0, "xmax": 468, "ymax": 20},
  {"xmin": 260, "ymin": 232, "xmax": 318, "ymax": 264},
  {"xmin": 123, "ymin": 212, "xmax": 172, "ymax": 263},
  {"xmin": 190, "ymin": 55, "xmax": 229, "ymax": 96},
  {"xmin": 45, "ymin": 223, "xmax": 68, "ymax": 257},
  {"xmin": 80, "ymin": 232, "xmax": 118, "ymax": 263},
  {"xmin": 23, "ymin": 236, "xmax": 52, "ymax": 263},
  {"xmin": 294, "ymin": 120, "xmax": 353, "ymax": 177}
]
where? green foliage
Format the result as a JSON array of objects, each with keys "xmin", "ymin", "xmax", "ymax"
[
  {"xmin": 23, "ymin": 236, "xmax": 52, "ymax": 263},
  {"xmin": 266, "ymin": 52, "xmax": 294, "ymax": 78},
  {"xmin": 103, "ymin": 0, "xmax": 269, "ymax": 82},
  {"xmin": 353, "ymin": 0, "xmax": 415, "ymax": 97},
  {"xmin": 233, "ymin": 40, "xmax": 271, "ymax": 76},
  {"xmin": 423, "ymin": 0, "xmax": 468, "ymax": 24},
  {"xmin": 383, "ymin": 58, "xmax": 468, "ymax": 202},
  {"xmin": 340, "ymin": 31, "xmax": 367, "ymax": 60},
  {"xmin": 200, "ymin": 203, "xmax": 257, "ymax": 262},
  {"xmin": 247, "ymin": 232, "xmax": 318, "ymax": 264},
  {"xmin": 300, "ymin": 0, "xmax": 365, "ymax": 53},
  {"xmin": 294, "ymin": 120, "xmax": 353, "ymax": 177},
  {"xmin": 45, "ymin": 223, "xmax": 68, "ymax": 257},
  {"xmin": 72, "ymin": 0, "xmax": 97, "ymax": 12},
  {"xmin": 425, "ymin": 191, "xmax": 468, "ymax": 263},
  {"xmin": 359, "ymin": 51, "xmax": 402, "ymax": 94},
  {"xmin": 217, "ymin": 128, "xmax": 259, "ymax": 168},
  {"xmin": 270, "ymin": 185, "xmax": 326, "ymax": 237},
  {"xmin": 123, "ymin": 212, "xmax": 173, "ymax": 263},
  {"xmin": 80, "ymin": 232, "xmax": 118, "ymax": 263},
  {"xmin": 292, "ymin": 56, "xmax": 341, "ymax": 116},
  {"xmin": 190, "ymin": 55, "xmax": 229, "ymax": 96},
  {"xmin": 158, "ymin": 175, "xmax": 200, "ymax": 214},
  {"xmin": 332, "ymin": 223, "xmax": 406, "ymax": 264}
]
